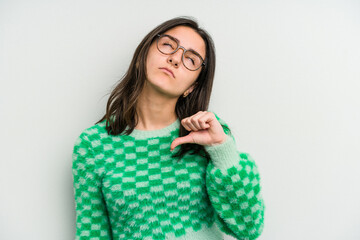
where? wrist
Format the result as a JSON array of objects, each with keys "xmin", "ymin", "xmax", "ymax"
[
  {"xmin": 209, "ymin": 134, "xmax": 227, "ymax": 146},
  {"xmin": 204, "ymin": 135, "xmax": 240, "ymax": 170}
]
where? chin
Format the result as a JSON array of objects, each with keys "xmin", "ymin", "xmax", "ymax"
[{"xmin": 147, "ymin": 73, "xmax": 171, "ymax": 86}]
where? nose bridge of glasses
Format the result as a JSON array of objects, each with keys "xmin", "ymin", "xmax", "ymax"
[{"xmin": 170, "ymin": 45, "xmax": 185, "ymax": 63}]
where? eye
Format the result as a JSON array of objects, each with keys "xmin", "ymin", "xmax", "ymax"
[
  {"xmin": 163, "ymin": 42, "xmax": 175, "ymax": 50},
  {"xmin": 186, "ymin": 56, "xmax": 195, "ymax": 65}
]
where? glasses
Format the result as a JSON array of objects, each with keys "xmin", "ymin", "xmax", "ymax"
[{"xmin": 156, "ymin": 34, "xmax": 206, "ymax": 71}]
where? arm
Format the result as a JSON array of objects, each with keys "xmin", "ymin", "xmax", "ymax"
[
  {"xmin": 204, "ymin": 115, "xmax": 265, "ymax": 240},
  {"xmin": 72, "ymin": 133, "xmax": 112, "ymax": 240},
  {"xmin": 170, "ymin": 111, "xmax": 265, "ymax": 239}
]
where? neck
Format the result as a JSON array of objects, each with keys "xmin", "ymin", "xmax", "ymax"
[{"xmin": 135, "ymin": 83, "xmax": 178, "ymax": 131}]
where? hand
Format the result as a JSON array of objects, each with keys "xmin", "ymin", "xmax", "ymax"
[{"xmin": 170, "ymin": 111, "xmax": 227, "ymax": 151}]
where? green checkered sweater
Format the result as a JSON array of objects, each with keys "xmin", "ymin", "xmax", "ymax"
[{"xmin": 72, "ymin": 114, "xmax": 265, "ymax": 240}]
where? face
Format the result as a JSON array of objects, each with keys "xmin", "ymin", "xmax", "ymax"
[{"xmin": 145, "ymin": 26, "xmax": 206, "ymax": 98}]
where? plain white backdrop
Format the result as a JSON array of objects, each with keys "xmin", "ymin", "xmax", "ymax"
[{"xmin": 1, "ymin": 0, "xmax": 359, "ymax": 239}]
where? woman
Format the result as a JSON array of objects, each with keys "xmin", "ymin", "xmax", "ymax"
[{"xmin": 72, "ymin": 16, "xmax": 265, "ymax": 240}]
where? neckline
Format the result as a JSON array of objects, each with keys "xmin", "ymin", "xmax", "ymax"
[{"xmin": 128, "ymin": 118, "xmax": 180, "ymax": 139}]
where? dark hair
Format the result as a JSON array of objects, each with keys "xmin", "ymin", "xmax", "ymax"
[{"xmin": 96, "ymin": 16, "xmax": 218, "ymax": 160}]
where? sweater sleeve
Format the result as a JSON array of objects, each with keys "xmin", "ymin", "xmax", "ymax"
[
  {"xmin": 204, "ymin": 114, "xmax": 265, "ymax": 240},
  {"xmin": 72, "ymin": 132, "xmax": 112, "ymax": 240}
]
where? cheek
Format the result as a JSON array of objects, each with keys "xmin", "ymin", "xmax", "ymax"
[
  {"xmin": 146, "ymin": 56, "xmax": 158, "ymax": 78},
  {"xmin": 179, "ymin": 72, "xmax": 199, "ymax": 90},
  {"xmin": 146, "ymin": 45, "xmax": 159, "ymax": 69},
  {"xmin": 186, "ymin": 71, "xmax": 200, "ymax": 85}
]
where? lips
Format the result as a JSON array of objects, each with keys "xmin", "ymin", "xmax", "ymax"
[{"xmin": 159, "ymin": 67, "xmax": 175, "ymax": 78}]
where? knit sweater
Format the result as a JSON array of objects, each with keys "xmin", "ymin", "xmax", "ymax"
[{"xmin": 72, "ymin": 113, "xmax": 265, "ymax": 240}]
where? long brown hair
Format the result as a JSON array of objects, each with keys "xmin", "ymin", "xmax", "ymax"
[{"xmin": 96, "ymin": 16, "xmax": 221, "ymax": 160}]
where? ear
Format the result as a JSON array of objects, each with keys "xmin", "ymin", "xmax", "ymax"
[{"xmin": 185, "ymin": 81, "xmax": 198, "ymax": 95}]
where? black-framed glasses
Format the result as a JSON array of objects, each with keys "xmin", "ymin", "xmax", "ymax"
[{"xmin": 156, "ymin": 34, "xmax": 206, "ymax": 71}]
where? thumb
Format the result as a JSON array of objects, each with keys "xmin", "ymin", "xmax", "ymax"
[{"xmin": 170, "ymin": 134, "xmax": 195, "ymax": 151}]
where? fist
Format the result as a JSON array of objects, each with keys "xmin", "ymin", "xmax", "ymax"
[{"xmin": 170, "ymin": 111, "xmax": 227, "ymax": 151}]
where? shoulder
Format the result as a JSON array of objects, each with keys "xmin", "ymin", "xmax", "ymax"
[
  {"xmin": 73, "ymin": 118, "xmax": 134, "ymax": 150},
  {"xmin": 73, "ymin": 119, "xmax": 112, "ymax": 148}
]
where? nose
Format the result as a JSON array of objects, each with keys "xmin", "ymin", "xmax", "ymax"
[{"xmin": 168, "ymin": 48, "xmax": 184, "ymax": 68}]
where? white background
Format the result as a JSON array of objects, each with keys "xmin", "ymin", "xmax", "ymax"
[{"xmin": 1, "ymin": 0, "xmax": 359, "ymax": 239}]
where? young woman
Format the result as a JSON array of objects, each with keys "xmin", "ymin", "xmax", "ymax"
[{"xmin": 72, "ymin": 17, "xmax": 265, "ymax": 240}]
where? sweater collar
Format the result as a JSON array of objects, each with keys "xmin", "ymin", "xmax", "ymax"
[{"xmin": 127, "ymin": 118, "xmax": 180, "ymax": 139}]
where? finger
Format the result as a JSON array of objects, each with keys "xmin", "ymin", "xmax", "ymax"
[
  {"xmin": 170, "ymin": 135, "xmax": 195, "ymax": 151},
  {"xmin": 198, "ymin": 119, "xmax": 210, "ymax": 129},
  {"xmin": 197, "ymin": 112, "xmax": 211, "ymax": 129},
  {"xmin": 181, "ymin": 118, "xmax": 192, "ymax": 131},
  {"xmin": 187, "ymin": 111, "xmax": 211, "ymax": 130},
  {"xmin": 182, "ymin": 111, "xmax": 205, "ymax": 131},
  {"xmin": 199, "ymin": 112, "xmax": 217, "ymax": 127},
  {"xmin": 190, "ymin": 111, "xmax": 208, "ymax": 130},
  {"xmin": 182, "ymin": 118, "xmax": 198, "ymax": 131}
]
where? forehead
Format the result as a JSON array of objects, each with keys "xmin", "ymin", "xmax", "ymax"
[{"xmin": 163, "ymin": 26, "xmax": 206, "ymax": 59}]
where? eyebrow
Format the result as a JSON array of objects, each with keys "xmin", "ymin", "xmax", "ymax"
[{"xmin": 170, "ymin": 35, "xmax": 204, "ymax": 58}]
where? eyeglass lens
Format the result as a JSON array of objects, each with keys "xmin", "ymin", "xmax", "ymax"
[{"xmin": 157, "ymin": 35, "xmax": 203, "ymax": 71}]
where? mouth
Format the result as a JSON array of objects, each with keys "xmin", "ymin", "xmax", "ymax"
[{"xmin": 159, "ymin": 67, "xmax": 175, "ymax": 78}]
